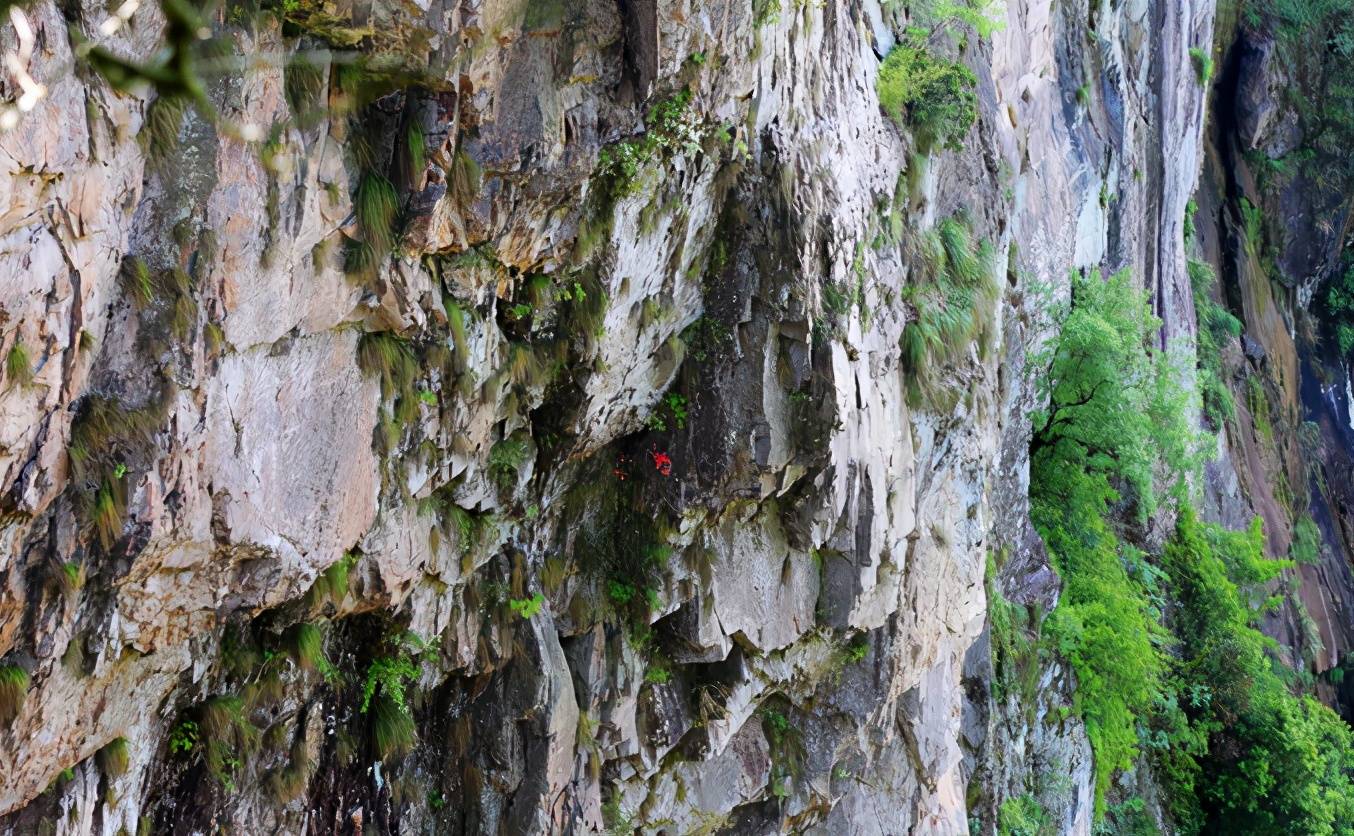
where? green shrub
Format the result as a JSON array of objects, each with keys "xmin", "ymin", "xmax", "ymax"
[
  {"xmin": 752, "ymin": 0, "xmax": 780, "ymax": 26},
  {"xmin": 508, "ymin": 593, "xmax": 545, "ymax": 620},
  {"xmin": 1323, "ymin": 261, "xmax": 1354, "ymax": 357},
  {"xmin": 488, "ymin": 433, "xmax": 533, "ymax": 492},
  {"xmin": 1251, "ymin": 0, "xmax": 1354, "ymax": 189},
  {"xmin": 646, "ymin": 392, "xmax": 689, "ymax": 432},
  {"xmin": 761, "ymin": 707, "xmax": 804, "ymax": 799},
  {"xmin": 1189, "ymin": 259, "xmax": 1241, "ymax": 429},
  {"xmin": 360, "ymin": 631, "xmax": 433, "ymax": 760},
  {"xmin": 595, "ymin": 90, "xmax": 703, "ymax": 201},
  {"xmin": 1291, "ymin": 515, "xmax": 1323, "ymax": 564},
  {"xmin": 168, "ymin": 720, "xmax": 199, "ymax": 754},
  {"xmin": 916, "ymin": 0, "xmax": 1004, "ymax": 39},
  {"xmin": 643, "ymin": 664, "xmax": 671, "ymax": 685},
  {"xmin": 986, "ymin": 553, "xmax": 1039, "ymax": 708},
  {"xmin": 361, "ymin": 654, "xmax": 419, "ymax": 715},
  {"xmin": 562, "ymin": 459, "xmax": 675, "ymax": 616},
  {"xmin": 998, "ymin": 793, "xmax": 1053, "ymax": 836},
  {"xmin": 877, "ymin": 42, "xmax": 978, "ymax": 153},
  {"xmin": 1189, "ymin": 47, "xmax": 1214, "ymax": 84}
]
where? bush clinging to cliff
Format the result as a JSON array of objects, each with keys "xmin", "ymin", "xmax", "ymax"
[{"xmin": 877, "ymin": 41, "xmax": 977, "ymax": 153}]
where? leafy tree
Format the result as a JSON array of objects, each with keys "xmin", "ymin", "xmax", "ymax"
[
  {"xmin": 1031, "ymin": 269, "xmax": 1196, "ymax": 523},
  {"xmin": 1029, "ymin": 269, "xmax": 1197, "ymax": 811},
  {"xmin": 1159, "ymin": 509, "xmax": 1354, "ymax": 836}
]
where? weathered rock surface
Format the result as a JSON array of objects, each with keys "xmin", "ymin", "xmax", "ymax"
[{"xmin": 0, "ymin": 0, "xmax": 1348, "ymax": 833}]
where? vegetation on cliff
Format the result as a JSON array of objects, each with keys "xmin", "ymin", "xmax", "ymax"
[{"xmin": 1030, "ymin": 266, "xmax": 1354, "ymax": 832}]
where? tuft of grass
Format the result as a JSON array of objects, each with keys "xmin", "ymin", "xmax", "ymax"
[
  {"xmin": 358, "ymin": 332, "xmax": 419, "ymax": 399},
  {"xmin": 445, "ymin": 300, "xmax": 471, "ymax": 375},
  {"xmin": 284, "ymin": 50, "xmax": 328, "ymax": 121},
  {"xmin": 0, "ymin": 664, "xmax": 30, "ymax": 724},
  {"xmin": 283, "ymin": 623, "xmax": 327, "ymax": 671},
  {"xmin": 200, "ymin": 695, "xmax": 250, "ymax": 740},
  {"xmin": 264, "ymin": 737, "xmax": 312, "ymax": 802},
  {"xmin": 406, "ymin": 123, "xmax": 426, "ymax": 175},
  {"xmin": 6, "ymin": 342, "xmax": 32, "ymax": 386},
  {"xmin": 900, "ymin": 215, "xmax": 998, "ymax": 407},
  {"xmin": 307, "ymin": 551, "xmax": 357, "ymax": 609},
  {"xmin": 197, "ymin": 695, "xmax": 260, "ymax": 784},
  {"xmin": 68, "ymin": 396, "xmax": 160, "ymax": 484},
  {"xmin": 56, "ymin": 561, "xmax": 86, "ymax": 595},
  {"xmin": 167, "ymin": 269, "xmax": 198, "ymax": 338},
  {"xmin": 117, "ymin": 257, "xmax": 197, "ymax": 341},
  {"xmin": 142, "ymin": 95, "xmax": 187, "ymax": 167},
  {"xmin": 89, "ymin": 478, "xmax": 126, "ymax": 550},
  {"xmin": 347, "ymin": 172, "xmax": 399, "ymax": 276},
  {"xmin": 67, "ymin": 391, "xmax": 168, "ymax": 550},
  {"xmin": 96, "ymin": 737, "xmax": 131, "ymax": 777},
  {"xmin": 371, "ymin": 692, "xmax": 415, "ymax": 760},
  {"xmin": 121, "ymin": 257, "xmax": 154, "ymax": 307},
  {"xmin": 503, "ymin": 341, "xmax": 551, "ymax": 390}
]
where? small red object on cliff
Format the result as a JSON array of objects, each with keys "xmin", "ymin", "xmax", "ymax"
[{"xmin": 650, "ymin": 450, "xmax": 672, "ymax": 477}]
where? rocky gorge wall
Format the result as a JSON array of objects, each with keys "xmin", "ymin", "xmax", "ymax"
[{"xmin": 0, "ymin": 0, "xmax": 1348, "ymax": 833}]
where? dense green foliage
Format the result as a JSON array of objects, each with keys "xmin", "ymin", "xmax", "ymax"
[
  {"xmin": 877, "ymin": 41, "xmax": 978, "ymax": 153},
  {"xmin": 1031, "ymin": 269, "xmax": 1182, "ymax": 809},
  {"xmin": 1156, "ymin": 509, "xmax": 1354, "ymax": 835},
  {"xmin": 361, "ymin": 631, "xmax": 433, "ymax": 760},
  {"xmin": 1029, "ymin": 266, "xmax": 1354, "ymax": 830}
]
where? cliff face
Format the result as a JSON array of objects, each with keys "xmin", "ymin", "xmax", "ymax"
[{"xmin": 0, "ymin": 0, "xmax": 1347, "ymax": 833}]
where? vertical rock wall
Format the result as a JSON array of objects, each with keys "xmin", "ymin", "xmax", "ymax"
[{"xmin": 2, "ymin": 0, "xmax": 1337, "ymax": 833}]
